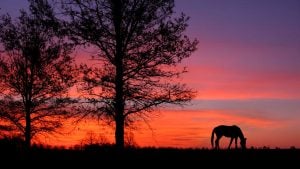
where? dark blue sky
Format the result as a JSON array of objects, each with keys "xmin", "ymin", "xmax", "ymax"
[
  {"xmin": 175, "ymin": 0, "xmax": 300, "ymax": 44},
  {"xmin": 0, "ymin": 0, "xmax": 28, "ymax": 16}
]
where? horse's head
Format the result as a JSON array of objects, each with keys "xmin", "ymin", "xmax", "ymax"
[{"xmin": 240, "ymin": 138, "xmax": 247, "ymax": 149}]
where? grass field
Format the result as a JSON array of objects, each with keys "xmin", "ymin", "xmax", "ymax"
[{"xmin": 1, "ymin": 141, "xmax": 299, "ymax": 167}]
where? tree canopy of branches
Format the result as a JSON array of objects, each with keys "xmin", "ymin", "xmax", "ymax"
[
  {"xmin": 55, "ymin": 0, "xmax": 198, "ymax": 150},
  {"xmin": 0, "ymin": 0, "xmax": 76, "ymax": 149}
]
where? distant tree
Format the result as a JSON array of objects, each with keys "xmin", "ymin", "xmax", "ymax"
[
  {"xmin": 0, "ymin": 0, "xmax": 76, "ymax": 149},
  {"xmin": 80, "ymin": 131, "xmax": 109, "ymax": 146},
  {"xmin": 55, "ymin": 0, "xmax": 198, "ymax": 150}
]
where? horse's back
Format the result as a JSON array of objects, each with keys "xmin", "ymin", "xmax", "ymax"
[
  {"xmin": 214, "ymin": 125, "xmax": 241, "ymax": 137},
  {"xmin": 214, "ymin": 125, "xmax": 234, "ymax": 131}
]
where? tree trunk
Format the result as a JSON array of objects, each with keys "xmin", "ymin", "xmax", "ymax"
[
  {"xmin": 25, "ymin": 107, "xmax": 31, "ymax": 150},
  {"xmin": 114, "ymin": 45, "xmax": 125, "ymax": 150},
  {"xmin": 115, "ymin": 114, "xmax": 124, "ymax": 150},
  {"xmin": 112, "ymin": 0, "xmax": 125, "ymax": 150},
  {"xmin": 114, "ymin": 46, "xmax": 125, "ymax": 150}
]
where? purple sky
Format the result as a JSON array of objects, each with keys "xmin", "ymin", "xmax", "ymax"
[{"xmin": 172, "ymin": 0, "xmax": 300, "ymax": 148}]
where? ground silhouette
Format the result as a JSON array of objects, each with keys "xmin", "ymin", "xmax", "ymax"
[{"xmin": 0, "ymin": 138, "xmax": 298, "ymax": 168}]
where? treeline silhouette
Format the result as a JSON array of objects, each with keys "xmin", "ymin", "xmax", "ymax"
[{"xmin": 0, "ymin": 0, "xmax": 197, "ymax": 151}]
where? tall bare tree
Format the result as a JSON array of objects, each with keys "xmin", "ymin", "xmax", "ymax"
[
  {"xmin": 55, "ymin": 0, "xmax": 198, "ymax": 150},
  {"xmin": 0, "ymin": 0, "xmax": 76, "ymax": 149}
]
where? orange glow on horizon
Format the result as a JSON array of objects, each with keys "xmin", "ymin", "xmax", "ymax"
[{"xmin": 36, "ymin": 108, "xmax": 299, "ymax": 149}]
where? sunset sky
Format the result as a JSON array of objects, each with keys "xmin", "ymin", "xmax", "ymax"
[{"xmin": 1, "ymin": 0, "xmax": 300, "ymax": 149}]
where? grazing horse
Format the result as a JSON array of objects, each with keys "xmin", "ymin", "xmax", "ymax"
[{"xmin": 211, "ymin": 125, "xmax": 247, "ymax": 149}]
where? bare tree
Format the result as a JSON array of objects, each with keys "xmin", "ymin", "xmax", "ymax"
[
  {"xmin": 55, "ymin": 0, "xmax": 198, "ymax": 150},
  {"xmin": 0, "ymin": 0, "xmax": 76, "ymax": 149}
]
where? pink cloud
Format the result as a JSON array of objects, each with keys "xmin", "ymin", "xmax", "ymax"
[{"xmin": 180, "ymin": 64, "xmax": 300, "ymax": 99}]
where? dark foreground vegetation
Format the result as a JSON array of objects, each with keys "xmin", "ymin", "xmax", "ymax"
[{"xmin": 0, "ymin": 138, "xmax": 299, "ymax": 167}]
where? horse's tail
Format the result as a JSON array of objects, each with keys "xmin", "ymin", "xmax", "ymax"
[{"xmin": 211, "ymin": 128, "xmax": 215, "ymax": 148}]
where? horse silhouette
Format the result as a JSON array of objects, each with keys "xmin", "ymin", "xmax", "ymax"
[{"xmin": 211, "ymin": 125, "xmax": 247, "ymax": 149}]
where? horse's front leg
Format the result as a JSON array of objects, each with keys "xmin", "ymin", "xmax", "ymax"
[
  {"xmin": 228, "ymin": 138, "xmax": 233, "ymax": 149},
  {"xmin": 235, "ymin": 137, "xmax": 237, "ymax": 149}
]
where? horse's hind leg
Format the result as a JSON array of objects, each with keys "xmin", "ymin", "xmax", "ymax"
[{"xmin": 215, "ymin": 136, "xmax": 221, "ymax": 149}]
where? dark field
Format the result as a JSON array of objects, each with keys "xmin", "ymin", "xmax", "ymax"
[{"xmin": 0, "ymin": 142, "xmax": 299, "ymax": 168}]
